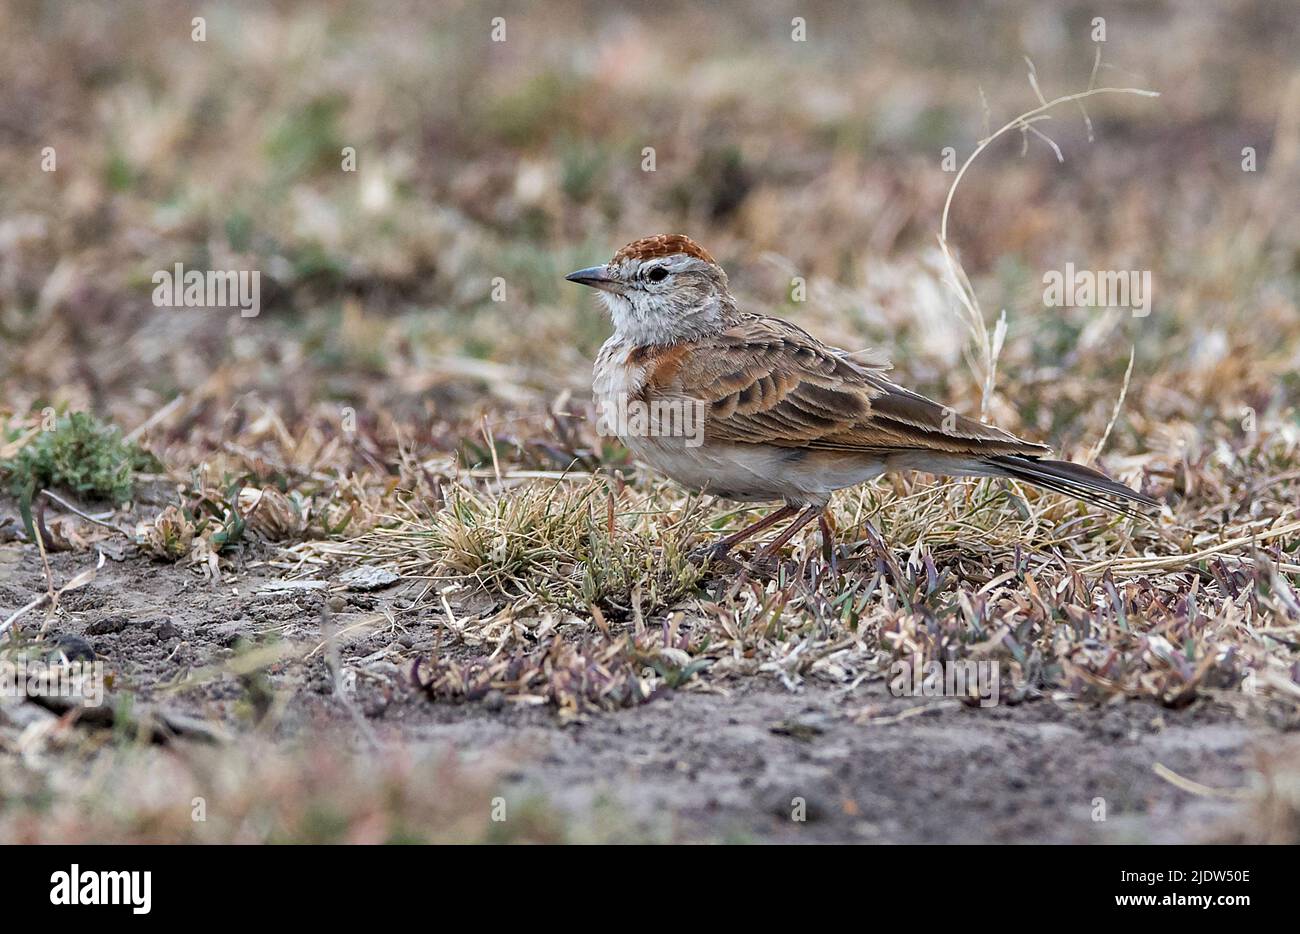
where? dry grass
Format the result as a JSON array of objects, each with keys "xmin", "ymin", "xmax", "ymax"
[
  {"xmin": 351, "ymin": 475, "xmax": 706, "ymax": 611},
  {"xmin": 332, "ymin": 443, "xmax": 1298, "ymax": 719},
  {"xmin": 0, "ymin": 727, "xmax": 563, "ymax": 844}
]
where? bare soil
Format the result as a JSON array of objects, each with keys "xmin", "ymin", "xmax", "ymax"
[{"xmin": 2, "ymin": 540, "xmax": 1272, "ymax": 844}]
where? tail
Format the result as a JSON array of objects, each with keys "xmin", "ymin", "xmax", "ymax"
[{"xmin": 985, "ymin": 455, "xmax": 1158, "ymax": 519}]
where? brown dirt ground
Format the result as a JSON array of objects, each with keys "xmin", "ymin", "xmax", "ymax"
[{"xmin": 1, "ymin": 537, "xmax": 1278, "ymax": 844}]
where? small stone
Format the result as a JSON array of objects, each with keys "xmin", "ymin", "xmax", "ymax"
[
  {"xmin": 153, "ymin": 619, "xmax": 182, "ymax": 641},
  {"xmin": 338, "ymin": 565, "xmax": 401, "ymax": 592},
  {"xmin": 48, "ymin": 634, "xmax": 96, "ymax": 663},
  {"xmin": 86, "ymin": 615, "xmax": 130, "ymax": 636},
  {"xmin": 482, "ymin": 689, "xmax": 506, "ymax": 712}
]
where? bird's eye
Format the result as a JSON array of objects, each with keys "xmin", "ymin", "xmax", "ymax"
[{"xmin": 646, "ymin": 266, "xmax": 669, "ymax": 283}]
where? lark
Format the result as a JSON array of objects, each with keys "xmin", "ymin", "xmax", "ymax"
[{"xmin": 567, "ymin": 234, "xmax": 1157, "ymax": 561}]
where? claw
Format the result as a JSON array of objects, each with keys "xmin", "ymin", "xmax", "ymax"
[{"xmin": 818, "ymin": 511, "xmax": 839, "ymax": 575}]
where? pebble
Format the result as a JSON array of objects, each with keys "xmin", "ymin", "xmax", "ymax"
[{"xmin": 338, "ymin": 565, "xmax": 401, "ymax": 591}]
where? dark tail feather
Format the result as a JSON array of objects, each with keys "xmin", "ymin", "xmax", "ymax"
[{"xmin": 985, "ymin": 455, "xmax": 1158, "ymax": 519}]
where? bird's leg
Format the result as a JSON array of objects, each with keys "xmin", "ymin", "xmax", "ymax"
[
  {"xmin": 705, "ymin": 504, "xmax": 798, "ymax": 559},
  {"xmin": 817, "ymin": 510, "xmax": 838, "ymax": 574},
  {"xmin": 756, "ymin": 506, "xmax": 822, "ymax": 560},
  {"xmin": 857, "ymin": 516, "xmax": 887, "ymax": 561}
]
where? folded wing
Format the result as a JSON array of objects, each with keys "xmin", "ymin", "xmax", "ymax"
[{"xmin": 645, "ymin": 314, "xmax": 1048, "ymax": 458}]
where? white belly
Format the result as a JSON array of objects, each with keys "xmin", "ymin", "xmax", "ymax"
[
  {"xmin": 625, "ymin": 434, "xmax": 885, "ymax": 507},
  {"xmin": 593, "ymin": 336, "xmax": 885, "ymax": 507}
]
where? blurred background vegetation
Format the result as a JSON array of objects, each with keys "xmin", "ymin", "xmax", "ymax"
[{"xmin": 0, "ymin": 0, "xmax": 1295, "ymax": 472}]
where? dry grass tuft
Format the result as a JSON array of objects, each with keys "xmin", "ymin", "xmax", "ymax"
[
  {"xmin": 0, "ymin": 732, "xmax": 560, "ymax": 844},
  {"xmin": 350, "ymin": 476, "xmax": 707, "ymax": 613}
]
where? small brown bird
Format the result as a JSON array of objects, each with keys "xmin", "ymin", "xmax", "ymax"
[{"xmin": 567, "ymin": 234, "xmax": 1156, "ymax": 561}]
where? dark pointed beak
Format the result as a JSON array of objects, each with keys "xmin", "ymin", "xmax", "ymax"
[{"xmin": 564, "ymin": 265, "xmax": 622, "ymax": 293}]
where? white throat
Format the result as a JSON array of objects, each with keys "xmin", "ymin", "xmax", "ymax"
[
  {"xmin": 599, "ymin": 290, "xmax": 730, "ymax": 347},
  {"xmin": 597, "ymin": 291, "xmax": 656, "ymax": 345}
]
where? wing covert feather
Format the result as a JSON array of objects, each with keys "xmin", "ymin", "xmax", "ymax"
[{"xmin": 642, "ymin": 315, "xmax": 1048, "ymax": 458}]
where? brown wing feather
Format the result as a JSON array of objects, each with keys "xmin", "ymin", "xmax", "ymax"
[{"xmin": 645, "ymin": 314, "xmax": 1049, "ymax": 458}]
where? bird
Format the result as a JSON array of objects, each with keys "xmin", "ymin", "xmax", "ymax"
[{"xmin": 566, "ymin": 234, "xmax": 1157, "ymax": 563}]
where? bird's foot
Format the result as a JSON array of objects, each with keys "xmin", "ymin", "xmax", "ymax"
[
  {"xmin": 743, "ymin": 551, "xmax": 786, "ymax": 578},
  {"xmin": 689, "ymin": 542, "xmax": 740, "ymax": 568}
]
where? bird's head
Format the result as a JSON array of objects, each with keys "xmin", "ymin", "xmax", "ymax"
[{"xmin": 565, "ymin": 234, "xmax": 735, "ymax": 345}]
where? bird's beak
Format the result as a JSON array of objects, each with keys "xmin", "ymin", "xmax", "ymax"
[{"xmin": 564, "ymin": 265, "xmax": 622, "ymax": 293}]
